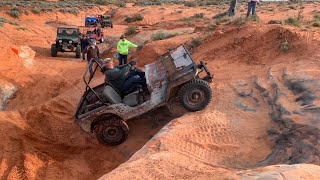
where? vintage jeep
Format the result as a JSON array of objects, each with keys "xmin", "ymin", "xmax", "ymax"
[
  {"xmin": 51, "ymin": 26, "xmax": 81, "ymax": 58},
  {"xmin": 74, "ymin": 45, "xmax": 213, "ymax": 145},
  {"xmin": 100, "ymin": 15, "xmax": 113, "ymax": 28},
  {"xmin": 79, "ymin": 26, "xmax": 105, "ymax": 43}
]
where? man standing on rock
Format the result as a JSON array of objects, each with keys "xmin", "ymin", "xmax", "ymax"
[
  {"xmin": 247, "ymin": 0, "xmax": 259, "ymax": 17},
  {"xmin": 117, "ymin": 35, "xmax": 137, "ymax": 65}
]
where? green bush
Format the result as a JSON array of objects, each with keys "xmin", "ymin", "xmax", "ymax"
[
  {"xmin": 32, "ymin": 7, "xmax": 42, "ymax": 14},
  {"xmin": 0, "ymin": 17, "xmax": 7, "ymax": 27},
  {"xmin": 191, "ymin": 37, "xmax": 203, "ymax": 48},
  {"xmin": 285, "ymin": 17, "xmax": 300, "ymax": 26},
  {"xmin": 124, "ymin": 13, "xmax": 144, "ymax": 23},
  {"xmin": 213, "ymin": 12, "xmax": 227, "ymax": 19},
  {"xmin": 125, "ymin": 26, "xmax": 137, "ymax": 36},
  {"xmin": 313, "ymin": 15, "xmax": 320, "ymax": 27},
  {"xmin": 151, "ymin": 31, "xmax": 178, "ymax": 41},
  {"xmin": 285, "ymin": 11, "xmax": 303, "ymax": 27},
  {"xmin": 193, "ymin": 13, "xmax": 205, "ymax": 19},
  {"xmin": 184, "ymin": 1, "xmax": 197, "ymax": 7},
  {"xmin": 232, "ymin": 17, "xmax": 246, "ymax": 25},
  {"xmin": 8, "ymin": 7, "xmax": 21, "ymax": 18}
]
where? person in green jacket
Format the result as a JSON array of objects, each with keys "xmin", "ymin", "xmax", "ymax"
[{"xmin": 117, "ymin": 35, "xmax": 137, "ymax": 65}]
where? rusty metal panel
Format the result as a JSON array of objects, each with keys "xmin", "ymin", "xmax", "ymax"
[{"xmin": 145, "ymin": 59, "xmax": 167, "ymax": 88}]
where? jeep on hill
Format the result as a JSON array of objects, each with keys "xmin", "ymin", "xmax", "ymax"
[
  {"xmin": 51, "ymin": 26, "xmax": 81, "ymax": 58},
  {"xmin": 100, "ymin": 15, "xmax": 113, "ymax": 28},
  {"xmin": 74, "ymin": 45, "xmax": 213, "ymax": 145}
]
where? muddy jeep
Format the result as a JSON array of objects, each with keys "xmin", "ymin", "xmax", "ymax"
[
  {"xmin": 74, "ymin": 45, "xmax": 213, "ymax": 145},
  {"xmin": 100, "ymin": 15, "xmax": 113, "ymax": 28},
  {"xmin": 51, "ymin": 26, "xmax": 81, "ymax": 58}
]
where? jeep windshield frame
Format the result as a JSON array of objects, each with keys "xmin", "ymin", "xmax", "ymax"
[
  {"xmin": 160, "ymin": 45, "xmax": 196, "ymax": 81},
  {"xmin": 57, "ymin": 28, "xmax": 79, "ymax": 37}
]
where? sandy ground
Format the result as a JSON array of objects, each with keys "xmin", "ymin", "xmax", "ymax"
[{"xmin": 0, "ymin": 2, "xmax": 320, "ymax": 179}]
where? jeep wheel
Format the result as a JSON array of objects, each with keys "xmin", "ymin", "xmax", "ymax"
[
  {"xmin": 95, "ymin": 118, "xmax": 129, "ymax": 146},
  {"xmin": 178, "ymin": 79, "xmax": 212, "ymax": 112},
  {"xmin": 111, "ymin": 24, "xmax": 113, "ymax": 28},
  {"xmin": 75, "ymin": 45, "xmax": 81, "ymax": 58},
  {"xmin": 100, "ymin": 36, "xmax": 104, "ymax": 43},
  {"xmin": 51, "ymin": 44, "xmax": 57, "ymax": 57}
]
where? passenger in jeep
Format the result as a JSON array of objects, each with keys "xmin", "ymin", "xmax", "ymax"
[{"xmin": 101, "ymin": 58, "xmax": 146, "ymax": 95}]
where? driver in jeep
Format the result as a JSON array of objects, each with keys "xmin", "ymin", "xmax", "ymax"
[{"xmin": 101, "ymin": 58, "xmax": 146, "ymax": 95}]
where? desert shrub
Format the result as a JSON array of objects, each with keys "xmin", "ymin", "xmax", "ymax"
[
  {"xmin": 313, "ymin": 15, "xmax": 320, "ymax": 27},
  {"xmin": 193, "ymin": 13, "xmax": 205, "ymax": 18},
  {"xmin": 285, "ymin": 11, "xmax": 303, "ymax": 26},
  {"xmin": 288, "ymin": 5, "xmax": 296, "ymax": 10},
  {"xmin": 8, "ymin": 21, "xmax": 20, "ymax": 26},
  {"xmin": 184, "ymin": 1, "xmax": 197, "ymax": 7},
  {"xmin": 32, "ymin": 7, "xmax": 42, "ymax": 14},
  {"xmin": 0, "ymin": 17, "xmax": 7, "ymax": 27},
  {"xmin": 207, "ymin": 23, "xmax": 218, "ymax": 31},
  {"xmin": 285, "ymin": 17, "xmax": 300, "ymax": 26},
  {"xmin": 125, "ymin": 26, "xmax": 137, "ymax": 36},
  {"xmin": 247, "ymin": 15, "xmax": 260, "ymax": 22},
  {"xmin": 190, "ymin": 37, "xmax": 203, "ymax": 48},
  {"xmin": 280, "ymin": 38, "xmax": 291, "ymax": 53},
  {"xmin": 8, "ymin": 7, "xmax": 21, "ymax": 18},
  {"xmin": 177, "ymin": 10, "xmax": 183, "ymax": 13},
  {"xmin": 95, "ymin": 0, "xmax": 110, "ymax": 5},
  {"xmin": 135, "ymin": 0, "xmax": 162, "ymax": 6},
  {"xmin": 232, "ymin": 16, "xmax": 246, "ymax": 25},
  {"xmin": 151, "ymin": 31, "xmax": 178, "ymax": 41},
  {"xmin": 17, "ymin": 27, "xmax": 28, "ymax": 31},
  {"xmin": 213, "ymin": 12, "xmax": 227, "ymax": 19},
  {"xmin": 59, "ymin": 8, "xmax": 79, "ymax": 15},
  {"xmin": 268, "ymin": 20, "xmax": 283, "ymax": 24},
  {"xmin": 215, "ymin": 16, "xmax": 229, "ymax": 25},
  {"xmin": 124, "ymin": 13, "xmax": 144, "ymax": 23}
]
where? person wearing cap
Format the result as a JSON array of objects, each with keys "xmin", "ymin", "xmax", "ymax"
[
  {"xmin": 101, "ymin": 58, "xmax": 146, "ymax": 95},
  {"xmin": 84, "ymin": 38, "xmax": 100, "ymax": 62},
  {"xmin": 117, "ymin": 35, "xmax": 137, "ymax": 65}
]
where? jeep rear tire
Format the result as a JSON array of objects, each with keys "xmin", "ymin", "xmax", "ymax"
[
  {"xmin": 111, "ymin": 23, "xmax": 113, "ymax": 28},
  {"xmin": 95, "ymin": 117, "xmax": 129, "ymax": 146},
  {"xmin": 51, "ymin": 44, "xmax": 57, "ymax": 57},
  {"xmin": 178, "ymin": 79, "xmax": 212, "ymax": 112},
  {"xmin": 75, "ymin": 45, "xmax": 81, "ymax": 58},
  {"xmin": 100, "ymin": 36, "xmax": 104, "ymax": 43}
]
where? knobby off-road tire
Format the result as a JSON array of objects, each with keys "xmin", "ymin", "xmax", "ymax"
[
  {"xmin": 178, "ymin": 79, "xmax": 212, "ymax": 112},
  {"xmin": 75, "ymin": 45, "xmax": 81, "ymax": 58},
  {"xmin": 95, "ymin": 117, "xmax": 129, "ymax": 146},
  {"xmin": 51, "ymin": 44, "xmax": 57, "ymax": 57}
]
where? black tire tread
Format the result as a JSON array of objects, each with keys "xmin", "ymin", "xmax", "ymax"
[
  {"xmin": 178, "ymin": 79, "xmax": 212, "ymax": 112},
  {"xmin": 95, "ymin": 117, "xmax": 129, "ymax": 146}
]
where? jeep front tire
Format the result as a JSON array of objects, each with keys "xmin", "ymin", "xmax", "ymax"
[
  {"xmin": 178, "ymin": 79, "xmax": 212, "ymax": 112},
  {"xmin": 95, "ymin": 117, "xmax": 129, "ymax": 146},
  {"xmin": 51, "ymin": 44, "xmax": 57, "ymax": 57},
  {"xmin": 75, "ymin": 45, "xmax": 81, "ymax": 58}
]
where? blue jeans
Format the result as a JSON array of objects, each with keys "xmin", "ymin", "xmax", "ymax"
[
  {"xmin": 247, "ymin": 1, "xmax": 257, "ymax": 17},
  {"xmin": 118, "ymin": 53, "xmax": 127, "ymax": 65},
  {"xmin": 121, "ymin": 70, "xmax": 146, "ymax": 95}
]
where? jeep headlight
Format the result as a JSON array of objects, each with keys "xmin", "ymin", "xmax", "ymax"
[
  {"xmin": 69, "ymin": 40, "xmax": 73, "ymax": 44},
  {"xmin": 58, "ymin": 40, "xmax": 62, "ymax": 43}
]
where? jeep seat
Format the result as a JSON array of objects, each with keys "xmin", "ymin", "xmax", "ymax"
[{"xmin": 103, "ymin": 85, "xmax": 139, "ymax": 107}]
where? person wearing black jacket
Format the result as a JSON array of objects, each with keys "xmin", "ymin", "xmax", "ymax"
[{"xmin": 101, "ymin": 58, "xmax": 146, "ymax": 95}]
